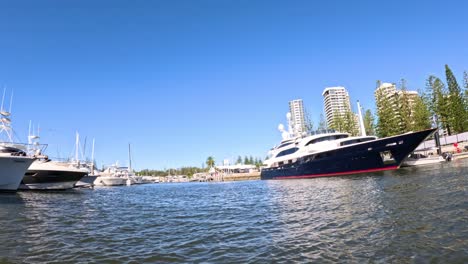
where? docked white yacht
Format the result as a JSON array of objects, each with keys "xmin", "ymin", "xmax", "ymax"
[
  {"xmin": 94, "ymin": 167, "xmax": 127, "ymax": 186},
  {"xmin": 17, "ymin": 128, "xmax": 88, "ymax": 190},
  {"xmin": 0, "ymin": 99, "xmax": 36, "ymax": 191},
  {"xmin": 401, "ymin": 153, "xmax": 446, "ymax": 167},
  {"xmin": 0, "ymin": 146, "xmax": 35, "ymax": 191},
  {"xmin": 94, "ymin": 144, "xmax": 142, "ymax": 186},
  {"xmin": 19, "ymin": 159, "xmax": 88, "ymax": 190}
]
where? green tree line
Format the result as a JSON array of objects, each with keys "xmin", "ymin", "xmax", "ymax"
[
  {"xmin": 138, "ymin": 167, "xmax": 205, "ymax": 177},
  {"xmin": 375, "ymin": 65, "xmax": 467, "ymax": 137},
  {"xmin": 138, "ymin": 155, "xmax": 264, "ymax": 177}
]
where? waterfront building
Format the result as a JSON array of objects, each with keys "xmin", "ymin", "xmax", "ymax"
[
  {"xmin": 288, "ymin": 99, "xmax": 306, "ymax": 135},
  {"xmin": 322, "ymin": 86, "xmax": 352, "ymax": 128},
  {"xmin": 374, "ymin": 82, "xmax": 419, "ymax": 129}
]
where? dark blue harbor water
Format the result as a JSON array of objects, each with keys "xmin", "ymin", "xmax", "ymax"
[{"xmin": 1, "ymin": 160, "xmax": 467, "ymax": 263}]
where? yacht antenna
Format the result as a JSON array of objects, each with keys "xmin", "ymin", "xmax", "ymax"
[
  {"xmin": 28, "ymin": 120, "xmax": 32, "ymax": 144},
  {"xmin": 286, "ymin": 112, "xmax": 293, "ymax": 138},
  {"xmin": 8, "ymin": 91, "xmax": 13, "ymax": 114},
  {"xmin": 1, "ymin": 87, "xmax": 5, "ymax": 112},
  {"xmin": 357, "ymin": 100, "xmax": 366, "ymax": 137}
]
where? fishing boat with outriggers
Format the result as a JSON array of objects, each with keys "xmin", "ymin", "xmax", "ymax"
[
  {"xmin": 260, "ymin": 111, "xmax": 437, "ymax": 180},
  {"xmin": 0, "ymin": 91, "xmax": 36, "ymax": 191}
]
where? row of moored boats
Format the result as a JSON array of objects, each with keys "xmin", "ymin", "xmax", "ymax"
[{"xmin": 0, "ymin": 96, "xmax": 155, "ymax": 192}]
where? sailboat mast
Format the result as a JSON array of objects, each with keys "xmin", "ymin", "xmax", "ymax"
[
  {"xmin": 357, "ymin": 100, "xmax": 366, "ymax": 137},
  {"xmin": 28, "ymin": 120, "xmax": 32, "ymax": 144},
  {"xmin": 1, "ymin": 87, "xmax": 5, "ymax": 112},
  {"xmin": 75, "ymin": 131, "xmax": 79, "ymax": 163},
  {"xmin": 128, "ymin": 143, "xmax": 132, "ymax": 172},
  {"xmin": 91, "ymin": 138, "xmax": 95, "ymax": 175}
]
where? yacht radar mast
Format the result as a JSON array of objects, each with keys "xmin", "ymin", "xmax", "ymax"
[
  {"xmin": 357, "ymin": 100, "xmax": 366, "ymax": 137},
  {"xmin": 286, "ymin": 112, "xmax": 294, "ymax": 137},
  {"xmin": 27, "ymin": 121, "xmax": 45, "ymax": 156},
  {"xmin": 0, "ymin": 88, "xmax": 14, "ymax": 142}
]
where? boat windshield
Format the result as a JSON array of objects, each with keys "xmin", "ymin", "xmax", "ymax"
[
  {"xmin": 340, "ymin": 137, "xmax": 376, "ymax": 146},
  {"xmin": 275, "ymin": 147, "xmax": 299, "ymax": 158},
  {"xmin": 306, "ymin": 134, "xmax": 348, "ymax": 146}
]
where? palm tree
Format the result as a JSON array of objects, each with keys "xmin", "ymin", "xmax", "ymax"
[{"xmin": 206, "ymin": 156, "xmax": 215, "ymax": 168}]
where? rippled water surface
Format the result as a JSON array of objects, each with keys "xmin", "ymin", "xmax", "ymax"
[{"xmin": 1, "ymin": 160, "xmax": 468, "ymax": 263}]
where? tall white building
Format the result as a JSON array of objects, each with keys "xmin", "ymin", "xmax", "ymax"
[
  {"xmin": 374, "ymin": 81, "xmax": 438, "ymax": 136},
  {"xmin": 322, "ymin": 86, "xmax": 351, "ymax": 128},
  {"xmin": 374, "ymin": 82, "xmax": 419, "ymax": 123},
  {"xmin": 288, "ymin": 99, "xmax": 306, "ymax": 134}
]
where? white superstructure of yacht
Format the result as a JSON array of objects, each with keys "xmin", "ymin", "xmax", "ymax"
[{"xmin": 264, "ymin": 129, "xmax": 377, "ymax": 169}]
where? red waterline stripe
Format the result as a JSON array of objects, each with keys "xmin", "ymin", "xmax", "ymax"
[{"xmin": 274, "ymin": 165, "xmax": 399, "ymax": 180}]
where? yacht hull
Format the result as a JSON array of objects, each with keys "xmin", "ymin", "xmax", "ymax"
[
  {"xmin": 19, "ymin": 170, "xmax": 87, "ymax": 190},
  {"xmin": 95, "ymin": 177, "xmax": 126, "ymax": 186},
  {"xmin": 75, "ymin": 175, "xmax": 99, "ymax": 187},
  {"xmin": 261, "ymin": 129, "xmax": 436, "ymax": 180},
  {"xmin": 19, "ymin": 181, "xmax": 78, "ymax": 190},
  {"xmin": 0, "ymin": 156, "xmax": 35, "ymax": 191}
]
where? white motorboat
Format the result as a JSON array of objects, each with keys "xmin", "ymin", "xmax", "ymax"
[
  {"xmin": 96, "ymin": 176, "xmax": 126, "ymax": 186},
  {"xmin": 94, "ymin": 144, "xmax": 141, "ymax": 186},
  {"xmin": 401, "ymin": 153, "xmax": 447, "ymax": 167},
  {"xmin": 94, "ymin": 165, "xmax": 127, "ymax": 186},
  {"xmin": 0, "ymin": 146, "xmax": 35, "ymax": 191},
  {"xmin": 19, "ymin": 159, "xmax": 88, "ymax": 190},
  {"xmin": 75, "ymin": 175, "xmax": 99, "ymax": 188},
  {"xmin": 0, "ymin": 101, "xmax": 35, "ymax": 191},
  {"xmin": 17, "ymin": 126, "xmax": 89, "ymax": 190}
]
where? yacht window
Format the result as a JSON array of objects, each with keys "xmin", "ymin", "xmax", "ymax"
[
  {"xmin": 340, "ymin": 137, "xmax": 375, "ymax": 146},
  {"xmin": 277, "ymin": 142, "xmax": 293, "ymax": 149},
  {"xmin": 0, "ymin": 146, "xmax": 22, "ymax": 153},
  {"xmin": 275, "ymin": 147, "xmax": 299, "ymax": 158},
  {"xmin": 306, "ymin": 135, "xmax": 348, "ymax": 146}
]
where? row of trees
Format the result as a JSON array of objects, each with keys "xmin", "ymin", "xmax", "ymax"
[
  {"xmin": 138, "ymin": 167, "xmax": 205, "ymax": 177},
  {"xmin": 207, "ymin": 155, "xmax": 264, "ymax": 168},
  {"xmin": 374, "ymin": 79, "xmax": 432, "ymax": 137},
  {"xmin": 306, "ymin": 102, "xmax": 368, "ymax": 136},
  {"xmin": 375, "ymin": 65, "xmax": 467, "ymax": 137},
  {"xmin": 424, "ymin": 66, "xmax": 468, "ymax": 135},
  {"xmin": 235, "ymin": 155, "xmax": 263, "ymax": 166},
  {"xmin": 329, "ymin": 108, "xmax": 359, "ymax": 136},
  {"xmin": 304, "ymin": 65, "xmax": 466, "ymax": 138},
  {"xmin": 137, "ymin": 155, "xmax": 264, "ymax": 177}
]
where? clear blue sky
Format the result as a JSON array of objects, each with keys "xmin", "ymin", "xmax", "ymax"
[{"xmin": 0, "ymin": 0, "xmax": 467, "ymax": 170}]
